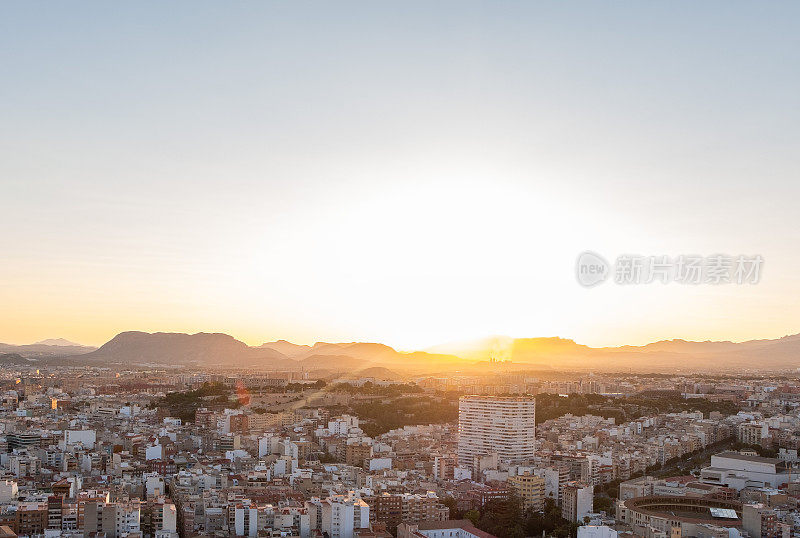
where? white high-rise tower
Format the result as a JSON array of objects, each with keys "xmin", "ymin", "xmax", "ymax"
[{"xmin": 458, "ymin": 395, "xmax": 536, "ymax": 471}]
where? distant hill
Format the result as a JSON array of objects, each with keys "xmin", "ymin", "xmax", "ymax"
[
  {"xmin": 304, "ymin": 342, "xmax": 398, "ymax": 361},
  {"xmin": 260, "ymin": 340, "xmax": 311, "ymax": 357},
  {"xmin": 299, "ymin": 354, "xmax": 367, "ymax": 370},
  {"xmin": 34, "ymin": 338, "xmax": 86, "ymax": 347},
  {"xmin": 349, "ymin": 366, "xmax": 405, "ymax": 381},
  {"xmin": 0, "ymin": 353, "xmax": 37, "ymax": 366},
  {"xmin": 63, "ymin": 332, "xmax": 467, "ymax": 372},
  {"xmin": 262, "ymin": 340, "xmax": 465, "ymax": 370},
  {"xmin": 54, "ymin": 330, "xmax": 800, "ymax": 373},
  {"xmin": 0, "ymin": 341, "xmax": 96, "ymax": 358},
  {"xmin": 429, "ymin": 333, "xmax": 800, "ymax": 372},
  {"xmin": 74, "ymin": 331, "xmax": 287, "ymax": 367}
]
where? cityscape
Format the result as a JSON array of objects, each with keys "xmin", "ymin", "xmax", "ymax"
[
  {"xmin": 3, "ymin": 2, "xmax": 800, "ymax": 538},
  {"xmin": 0, "ymin": 340, "xmax": 799, "ymax": 538}
]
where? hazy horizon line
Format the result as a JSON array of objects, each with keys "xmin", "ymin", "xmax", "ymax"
[{"xmin": 4, "ymin": 327, "xmax": 798, "ymax": 352}]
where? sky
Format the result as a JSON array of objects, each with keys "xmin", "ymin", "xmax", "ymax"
[{"xmin": 1, "ymin": 2, "xmax": 799, "ymax": 350}]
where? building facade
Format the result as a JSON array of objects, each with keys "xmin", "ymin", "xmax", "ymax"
[
  {"xmin": 508, "ymin": 472, "xmax": 545, "ymax": 511},
  {"xmin": 457, "ymin": 396, "xmax": 535, "ymax": 470}
]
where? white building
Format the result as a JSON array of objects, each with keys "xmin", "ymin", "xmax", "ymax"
[
  {"xmin": 145, "ymin": 473, "xmax": 166, "ymax": 497},
  {"xmin": 145, "ymin": 444, "xmax": 164, "ymax": 461},
  {"xmin": 368, "ymin": 457, "xmax": 392, "ymax": 471},
  {"xmin": 259, "ymin": 434, "xmax": 277, "ymax": 457},
  {"xmin": 700, "ymin": 452, "xmax": 791, "ymax": 490},
  {"xmin": 64, "ymin": 429, "xmax": 96, "ymax": 449},
  {"xmin": 578, "ymin": 526, "xmax": 618, "ymax": 538},
  {"xmin": 562, "ymin": 482, "xmax": 593, "ymax": 523},
  {"xmin": 457, "ymin": 395, "xmax": 535, "ymax": 471},
  {"xmin": 275, "ymin": 506, "xmax": 311, "ymax": 538},
  {"xmin": 320, "ymin": 494, "xmax": 369, "ymax": 538},
  {"xmin": 161, "ymin": 502, "xmax": 177, "ymax": 533},
  {"xmin": 742, "ymin": 503, "xmax": 790, "ymax": 538},
  {"xmin": 0, "ymin": 480, "xmax": 18, "ymax": 502},
  {"xmin": 235, "ymin": 504, "xmax": 311, "ymax": 537},
  {"xmin": 235, "ymin": 506, "xmax": 261, "ymax": 537},
  {"xmin": 328, "ymin": 415, "xmax": 360, "ymax": 435},
  {"xmin": 398, "ymin": 520, "xmax": 489, "ymax": 538},
  {"xmin": 114, "ymin": 502, "xmax": 141, "ymax": 537},
  {"xmin": 737, "ymin": 422, "xmax": 768, "ymax": 445},
  {"xmin": 539, "ymin": 464, "xmax": 570, "ymax": 505},
  {"xmin": 453, "ymin": 467, "xmax": 472, "ymax": 481}
]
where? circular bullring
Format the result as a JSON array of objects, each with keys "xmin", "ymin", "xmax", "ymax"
[{"xmin": 621, "ymin": 496, "xmax": 744, "ymax": 527}]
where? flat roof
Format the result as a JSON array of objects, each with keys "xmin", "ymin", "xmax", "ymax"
[
  {"xmin": 414, "ymin": 520, "xmax": 498, "ymax": 538},
  {"xmin": 710, "ymin": 508, "xmax": 739, "ymax": 519},
  {"xmin": 714, "ymin": 452, "xmax": 781, "ymax": 465}
]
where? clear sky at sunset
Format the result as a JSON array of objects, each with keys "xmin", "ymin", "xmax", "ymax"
[{"xmin": 2, "ymin": 2, "xmax": 799, "ymax": 349}]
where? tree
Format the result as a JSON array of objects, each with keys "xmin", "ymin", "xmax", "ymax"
[
  {"xmin": 475, "ymin": 494, "xmax": 525, "ymax": 538},
  {"xmin": 593, "ymin": 495, "xmax": 613, "ymax": 513},
  {"xmin": 441, "ymin": 497, "xmax": 461, "ymax": 520},
  {"xmin": 464, "ymin": 510, "xmax": 479, "ymax": 526},
  {"xmin": 523, "ymin": 498, "xmax": 578, "ymax": 538}
]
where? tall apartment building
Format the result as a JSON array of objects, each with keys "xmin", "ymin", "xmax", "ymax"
[
  {"xmin": 47, "ymin": 495, "xmax": 62, "ymax": 530},
  {"xmin": 217, "ymin": 434, "xmax": 241, "ymax": 452},
  {"xmin": 228, "ymin": 414, "xmax": 249, "ymax": 435},
  {"xmin": 508, "ymin": 472, "xmax": 545, "ymax": 511},
  {"xmin": 401, "ymin": 493, "xmax": 450, "ymax": 524},
  {"xmin": 562, "ymin": 482, "xmax": 593, "ymax": 523},
  {"xmin": 541, "ymin": 463, "xmax": 572, "ymax": 506},
  {"xmin": 738, "ymin": 422, "xmax": 768, "ymax": 446},
  {"xmin": 0, "ymin": 481, "xmax": 17, "ymax": 503},
  {"xmin": 234, "ymin": 505, "xmax": 260, "ymax": 537},
  {"xmin": 234, "ymin": 504, "xmax": 308, "ymax": 537},
  {"xmin": 368, "ymin": 494, "xmax": 401, "ymax": 531},
  {"xmin": 367, "ymin": 493, "xmax": 449, "ymax": 532},
  {"xmin": 433, "ymin": 454, "xmax": 457, "ymax": 480},
  {"xmin": 194, "ymin": 408, "xmax": 218, "ymax": 429},
  {"xmin": 552, "ymin": 455, "xmax": 595, "ymax": 485},
  {"xmin": 142, "ymin": 498, "xmax": 177, "ymax": 537},
  {"xmin": 743, "ymin": 503, "xmax": 791, "ymax": 538},
  {"xmin": 345, "ymin": 442, "xmax": 373, "ymax": 468},
  {"xmin": 84, "ymin": 501, "xmax": 142, "ymax": 537},
  {"xmin": 309, "ymin": 494, "xmax": 369, "ymax": 538},
  {"xmin": 15, "ymin": 502, "xmax": 48, "ymax": 537},
  {"xmin": 457, "ymin": 396, "xmax": 535, "ymax": 471}
]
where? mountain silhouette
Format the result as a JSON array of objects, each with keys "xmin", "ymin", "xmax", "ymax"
[{"xmin": 37, "ymin": 330, "xmax": 800, "ymax": 372}]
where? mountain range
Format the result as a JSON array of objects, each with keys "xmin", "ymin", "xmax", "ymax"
[
  {"xmin": 56, "ymin": 332, "xmax": 463, "ymax": 373},
  {"xmin": 34, "ymin": 338, "xmax": 85, "ymax": 347},
  {"xmin": 426, "ymin": 334, "xmax": 800, "ymax": 371},
  {"xmin": 0, "ymin": 340, "xmax": 97, "ymax": 357},
  {"xmin": 3, "ymin": 331, "xmax": 800, "ymax": 373}
]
